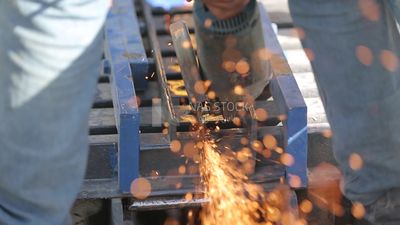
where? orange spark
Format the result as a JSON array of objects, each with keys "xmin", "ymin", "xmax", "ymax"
[
  {"xmin": 199, "ymin": 141, "xmax": 297, "ymax": 225},
  {"xmin": 356, "ymin": 45, "xmax": 373, "ymax": 66},
  {"xmin": 170, "ymin": 140, "xmax": 182, "ymax": 153},
  {"xmin": 236, "ymin": 59, "xmax": 250, "ymax": 75},
  {"xmin": 349, "ymin": 153, "xmax": 363, "ymax": 171},
  {"xmin": 351, "ymin": 202, "xmax": 366, "ymax": 219},
  {"xmin": 380, "ymin": 50, "xmax": 398, "ymax": 72},
  {"xmin": 130, "ymin": 178, "xmax": 152, "ymax": 199}
]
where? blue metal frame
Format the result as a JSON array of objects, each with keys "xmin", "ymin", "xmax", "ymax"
[
  {"xmin": 104, "ymin": 0, "xmax": 144, "ymax": 193},
  {"xmin": 103, "ymin": 0, "xmax": 308, "ymax": 192},
  {"xmin": 258, "ymin": 2, "xmax": 308, "ymax": 188},
  {"xmin": 106, "ymin": 0, "xmax": 149, "ymax": 91},
  {"xmin": 270, "ymin": 76, "xmax": 308, "ymax": 188}
]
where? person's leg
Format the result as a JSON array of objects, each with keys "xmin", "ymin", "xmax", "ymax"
[
  {"xmin": 0, "ymin": 1, "xmax": 108, "ymax": 224},
  {"xmin": 289, "ymin": 0, "xmax": 400, "ymax": 223},
  {"xmin": 388, "ymin": 0, "xmax": 400, "ymax": 22},
  {"xmin": 364, "ymin": 187, "xmax": 400, "ymax": 225}
]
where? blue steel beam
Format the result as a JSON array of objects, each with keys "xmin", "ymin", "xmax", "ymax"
[
  {"xmin": 106, "ymin": 0, "xmax": 148, "ymax": 91},
  {"xmin": 258, "ymin": 1, "xmax": 308, "ymax": 188},
  {"xmin": 104, "ymin": 0, "xmax": 144, "ymax": 193}
]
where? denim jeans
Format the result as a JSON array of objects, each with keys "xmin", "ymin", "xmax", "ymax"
[
  {"xmin": 0, "ymin": 1, "xmax": 108, "ymax": 224},
  {"xmin": 289, "ymin": 0, "xmax": 400, "ymax": 224},
  {"xmin": 364, "ymin": 187, "xmax": 400, "ymax": 225},
  {"xmin": 389, "ymin": 0, "xmax": 400, "ymax": 22}
]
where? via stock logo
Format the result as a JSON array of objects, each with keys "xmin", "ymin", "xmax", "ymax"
[{"xmin": 151, "ymin": 100, "xmax": 254, "ymax": 127}]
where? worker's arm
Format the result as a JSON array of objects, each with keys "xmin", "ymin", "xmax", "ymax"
[{"xmin": 201, "ymin": 0, "xmax": 250, "ymax": 20}]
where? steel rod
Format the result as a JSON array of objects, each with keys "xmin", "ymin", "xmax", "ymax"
[
  {"xmin": 141, "ymin": 0, "xmax": 178, "ymax": 126},
  {"xmin": 130, "ymin": 197, "xmax": 208, "ymax": 211}
]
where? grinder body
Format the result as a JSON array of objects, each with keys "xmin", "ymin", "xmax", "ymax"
[{"xmin": 192, "ymin": 0, "xmax": 273, "ymax": 104}]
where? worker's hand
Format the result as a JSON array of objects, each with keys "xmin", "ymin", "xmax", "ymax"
[{"xmin": 189, "ymin": 0, "xmax": 250, "ymax": 20}]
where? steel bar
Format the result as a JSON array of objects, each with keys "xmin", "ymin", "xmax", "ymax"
[
  {"xmin": 130, "ymin": 197, "xmax": 208, "ymax": 211},
  {"xmin": 141, "ymin": 0, "xmax": 179, "ymax": 131}
]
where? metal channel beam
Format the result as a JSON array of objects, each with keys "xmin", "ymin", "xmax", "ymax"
[
  {"xmin": 258, "ymin": 1, "xmax": 308, "ymax": 188},
  {"xmin": 105, "ymin": 0, "xmax": 148, "ymax": 91},
  {"xmin": 104, "ymin": 0, "xmax": 143, "ymax": 193},
  {"xmin": 141, "ymin": 0, "xmax": 180, "ymax": 139}
]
